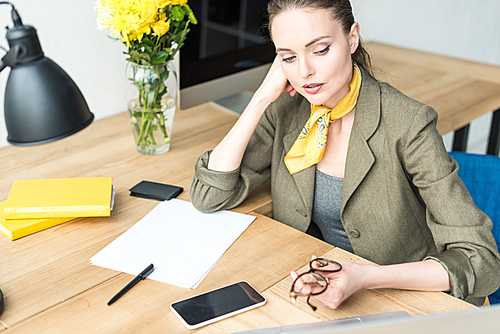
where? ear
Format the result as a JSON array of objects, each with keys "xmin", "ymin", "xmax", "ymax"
[{"xmin": 349, "ymin": 22, "xmax": 360, "ymax": 54}]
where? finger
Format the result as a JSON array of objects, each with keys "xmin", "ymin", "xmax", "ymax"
[
  {"xmin": 293, "ymin": 273, "xmax": 322, "ymax": 295},
  {"xmin": 312, "ymin": 293, "xmax": 342, "ymax": 310},
  {"xmin": 293, "ymin": 278, "xmax": 311, "ymax": 294},
  {"xmin": 310, "ymin": 294, "xmax": 330, "ymax": 308},
  {"xmin": 285, "ymin": 83, "xmax": 296, "ymax": 97},
  {"xmin": 311, "ymin": 259, "xmax": 342, "ymax": 273}
]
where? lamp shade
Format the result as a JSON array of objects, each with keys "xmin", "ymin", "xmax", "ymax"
[{"xmin": 3, "ymin": 25, "xmax": 94, "ymax": 145}]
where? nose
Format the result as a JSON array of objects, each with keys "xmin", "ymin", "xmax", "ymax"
[{"xmin": 299, "ymin": 58, "xmax": 315, "ymax": 79}]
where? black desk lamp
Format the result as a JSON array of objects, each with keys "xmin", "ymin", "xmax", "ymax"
[
  {"xmin": 0, "ymin": 2, "xmax": 94, "ymax": 315},
  {"xmin": 0, "ymin": 1, "xmax": 94, "ymax": 145}
]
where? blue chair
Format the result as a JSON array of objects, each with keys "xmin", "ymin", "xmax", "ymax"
[{"xmin": 449, "ymin": 151, "xmax": 500, "ymax": 304}]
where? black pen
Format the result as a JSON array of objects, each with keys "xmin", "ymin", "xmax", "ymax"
[{"xmin": 107, "ymin": 263, "xmax": 154, "ymax": 306}]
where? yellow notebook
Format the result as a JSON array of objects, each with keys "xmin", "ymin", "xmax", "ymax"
[
  {"xmin": 3, "ymin": 177, "xmax": 113, "ymax": 219},
  {"xmin": 0, "ymin": 201, "xmax": 76, "ymax": 240}
]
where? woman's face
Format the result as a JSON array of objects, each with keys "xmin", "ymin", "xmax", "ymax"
[{"xmin": 271, "ymin": 8, "xmax": 359, "ymax": 109}]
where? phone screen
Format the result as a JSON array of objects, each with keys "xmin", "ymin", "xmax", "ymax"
[{"xmin": 170, "ymin": 281, "xmax": 266, "ymax": 329}]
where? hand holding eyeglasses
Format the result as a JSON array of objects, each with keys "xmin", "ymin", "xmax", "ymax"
[
  {"xmin": 290, "ymin": 257, "xmax": 368, "ymax": 311},
  {"xmin": 290, "ymin": 258, "xmax": 342, "ymax": 311}
]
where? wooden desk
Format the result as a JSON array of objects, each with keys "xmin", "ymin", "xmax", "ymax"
[
  {"xmin": 0, "ymin": 103, "xmax": 473, "ymax": 333},
  {"xmin": 366, "ymin": 42, "xmax": 500, "ymax": 154},
  {"xmin": 198, "ymin": 247, "xmax": 474, "ymax": 334}
]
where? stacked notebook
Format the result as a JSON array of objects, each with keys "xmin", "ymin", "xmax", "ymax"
[{"xmin": 0, "ymin": 177, "xmax": 114, "ymax": 240}]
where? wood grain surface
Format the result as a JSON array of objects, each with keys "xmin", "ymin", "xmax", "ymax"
[{"xmin": 366, "ymin": 42, "xmax": 500, "ymax": 135}]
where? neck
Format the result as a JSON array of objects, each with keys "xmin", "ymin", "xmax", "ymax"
[
  {"xmin": 324, "ymin": 67, "xmax": 354, "ymax": 110},
  {"xmin": 330, "ymin": 107, "xmax": 356, "ymax": 134}
]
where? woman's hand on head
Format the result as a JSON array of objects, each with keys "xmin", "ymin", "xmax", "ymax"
[{"xmin": 255, "ymin": 55, "xmax": 297, "ymax": 105}]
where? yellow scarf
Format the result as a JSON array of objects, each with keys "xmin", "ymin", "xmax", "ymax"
[{"xmin": 284, "ymin": 64, "xmax": 362, "ymax": 174}]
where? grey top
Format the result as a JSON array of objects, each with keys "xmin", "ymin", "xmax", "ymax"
[{"xmin": 312, "ymin": 170, "xmax": 354, "ymax": 253}]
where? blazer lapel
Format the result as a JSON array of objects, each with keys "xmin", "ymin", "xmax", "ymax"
[
  {"xmin": 281, "ymin": 68, "xmax": 382, "ymax": 217},
  {"xmin": 342, "ymin": 70, "xmax": 381, "ymax": 214},
  {"xmin": 283, "ymin": 98, "xmax": 316, "ymax": 214}
]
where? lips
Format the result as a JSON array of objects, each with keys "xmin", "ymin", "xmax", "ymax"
[{"xmin": 302, "ymin": 83, "xmax": 324, "ymax": 94}]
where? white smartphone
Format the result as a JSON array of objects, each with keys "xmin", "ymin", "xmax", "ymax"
[{"xmin": 170, "ymin": 281, "xmax": 266, "ymax": 329}]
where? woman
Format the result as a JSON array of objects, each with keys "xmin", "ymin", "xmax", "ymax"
[{"xmin": 190, "ymin": 0, "xmax": 500, "ymax": 308}]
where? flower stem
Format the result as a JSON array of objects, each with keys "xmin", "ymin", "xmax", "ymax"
[{"xmin": 130, "ymin": 63, "xmax": 175, "ymax": 152}]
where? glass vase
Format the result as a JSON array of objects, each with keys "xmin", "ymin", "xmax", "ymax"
[{"xmin": 127, "ymin": 62, "xmax": 178, "ymax": 155}]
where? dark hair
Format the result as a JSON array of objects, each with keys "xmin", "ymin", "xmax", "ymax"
[{"xmin": 266, "ymin": 0, "xmax": 375, "ymax": 79}]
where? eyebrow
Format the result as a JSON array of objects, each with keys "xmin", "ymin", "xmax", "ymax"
[
  {"xmin": 276, "ymin": 36, "xmax": 331, "ymax": 53},
  {"xmin": 305, "ymin": 36, "xmax": 331, "ymax": 47}
]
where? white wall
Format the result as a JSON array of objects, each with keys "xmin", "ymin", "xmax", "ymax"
[
  {"xmin": 1, "ymin": 1, "xmax": 499, "ymax": 149},
  {"xmin": 351, "ymin": 0, "xmax": 500, "ymax": 66}
]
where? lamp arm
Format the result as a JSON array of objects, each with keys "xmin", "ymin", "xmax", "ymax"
[
  {"xmin": 0, "ymin": 1, "xmax": 24, "ymax": 73},
  {"xmin": 0, "ymin": 44, "xmax": 21, "ymax": 72}
]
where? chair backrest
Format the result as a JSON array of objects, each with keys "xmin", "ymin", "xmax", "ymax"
[{"xmin": 449, "ymin": 151, "xmax": 500, "ymax": 304}]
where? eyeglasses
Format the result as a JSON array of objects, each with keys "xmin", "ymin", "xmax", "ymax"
[{"xmin": 290, "ymin": 258, "xmax": 342, "ymax": 311}]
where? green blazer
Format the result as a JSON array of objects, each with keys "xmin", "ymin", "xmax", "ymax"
[{"xmin": 191, "ymin": 68, "xmax": 500, "ymax": 305}]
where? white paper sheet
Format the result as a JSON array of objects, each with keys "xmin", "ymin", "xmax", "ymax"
[{"xmin": 90, "ymin": 199, "xmax": 255, "ymax": 288}]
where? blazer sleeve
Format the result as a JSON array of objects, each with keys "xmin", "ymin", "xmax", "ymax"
[
  {"xmin": 403, "ymin": 105, "xmax": 500, "ymax": 300},
  {"xmin": 190, "ymin": 104, "xmax": 277, "ymax": 212}
]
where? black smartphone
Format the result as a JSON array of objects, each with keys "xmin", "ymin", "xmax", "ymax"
[
  {"xmin": 170, "ymin": 281, "xmax": 266, "ymax": 329},
  {"xmin": 129, "ymin": 180, "xmax": 183, "ymax": 201}
]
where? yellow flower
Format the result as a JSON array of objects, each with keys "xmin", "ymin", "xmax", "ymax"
[
  {"xmin": 129, "ymin": 23, "xmax": 151, "ymax": 43},
  {"xmin": 152, "ymin": 19, "xmax": 170, "ymax": 35},
  {"xmin": 107, "ymin": 0, "xmax": 135, "ymax": 13},
  {"xmin": 109, "ymin": 11, "xmax": 141, "ymax": 36},
  {"xmin": 94, "ymin": 1, "xmax": 113, "ymax": 30},
  {"xmin": 171, "ymin": 0, "xmax": 188, "ymax": 5},
  {"xmin": 134, "ymin": 0, "xmax": 155, "ymax": 14},
  {"xmin": 141, "ymin": 6, "xmax": 157, "ymax": 23},
  {"xmin": 153, "ymin": 0, "xmax": 172, "ymax": 8}
]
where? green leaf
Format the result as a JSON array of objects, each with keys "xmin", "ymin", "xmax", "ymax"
[
  {"xmin": 153, "ymin": 50, "xmax": 171, "ymax": 59},
  {"xmin": 138, "ymin": 38, "xmax": 155, "ymax": 52},
  {"xmin": 142, "ymin": 38, "xmax": 154, "ymax": 48},
  {"xmin": 125, "ymin": 49, "xmax": 142, "ymax": 64},
  {"xmin": 160, "ymin": 70, "xmax": 170, "ymax": 82},
  {"xmin": 106, "ymin": 34, "xmax": 121, "ymax": 41},
  {"xmin": 151, "ymin": 56, "xmax": 168, "ymax": 63}
]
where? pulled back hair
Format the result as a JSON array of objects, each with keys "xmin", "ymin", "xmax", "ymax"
[{"xmin": 266, "ymin": 0, "xmax": 375, "ymax": 79}]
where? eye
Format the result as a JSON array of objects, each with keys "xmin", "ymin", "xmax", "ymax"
[
  {"xmin": 281, "ymin": 55, "xmax": 296, "ymax": 63},
  {"xmin": 314, "ymin": 44, "xmax": 331, "ymax": 56}
]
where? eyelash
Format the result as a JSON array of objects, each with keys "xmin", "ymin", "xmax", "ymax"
[
  {"xmin": 282, "ymin": 56, "xmax": 296, "ymax": 63},
  {"xmin": 281, "ymin": 44, "xmax": 331, "ymax": 63},
  {"xmin": 315, "ymin": 44, "xmax": 331, "ymax": 55}
]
